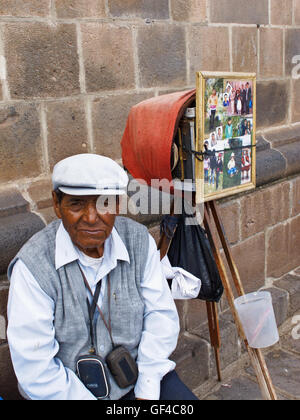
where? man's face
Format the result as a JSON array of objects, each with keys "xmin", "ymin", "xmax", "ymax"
[{"xmin": 52, "ymin": 193, "xmax": 119, "ymax": 258}]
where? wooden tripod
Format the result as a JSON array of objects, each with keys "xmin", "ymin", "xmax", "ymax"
[{"xmin": 158, "ymin": 198, "xmax": 277, "ymax": 400}]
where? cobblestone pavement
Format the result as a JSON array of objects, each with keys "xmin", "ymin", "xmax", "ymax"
[{"xmin": 200, "ymin": 316, "xmax": 300, "ymax": 400}]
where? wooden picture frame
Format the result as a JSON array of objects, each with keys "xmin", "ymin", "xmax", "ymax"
[{"xmin": 195, "ymin": 71, "xmax": 256, "ymax": 203}]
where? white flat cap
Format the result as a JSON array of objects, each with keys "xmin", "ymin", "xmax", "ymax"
[{"xmin": 52, "ymin": 154, "xmax": 129, "ymax": 196}]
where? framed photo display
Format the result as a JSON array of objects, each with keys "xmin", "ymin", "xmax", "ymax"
[{"xmin": 195, "ymin": 72, "xmax": 256, "ymax": 203}]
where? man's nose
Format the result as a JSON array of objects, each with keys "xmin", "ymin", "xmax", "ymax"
[{"xmin": 83, "ymin": 202, "xmax": 99, "ymax": 224}]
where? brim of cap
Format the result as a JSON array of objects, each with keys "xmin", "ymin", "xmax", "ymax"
[{"xmin": 58, "ymin": 186, "xmax": 126, "ymax": 196}]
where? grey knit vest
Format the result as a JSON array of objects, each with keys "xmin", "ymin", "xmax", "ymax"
[{"xmin": 8, "ymin": 216, "xmax": 149, "ymax": 400}]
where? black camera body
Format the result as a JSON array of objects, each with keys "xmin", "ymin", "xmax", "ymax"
[
  {"xmin": 76, "ymin": 346, "xmax": 138, "ymax": 399},
  {"xmin": 76, "ymin": 354, "xmax": 110, "ymax": 399}
]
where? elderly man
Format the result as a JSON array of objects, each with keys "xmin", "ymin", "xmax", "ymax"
[{"xmin": 7, "ymin": 154, "xmax": 198, "ymax": 401}]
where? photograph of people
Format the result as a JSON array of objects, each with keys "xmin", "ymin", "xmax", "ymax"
[
  {"xmin": 246, "ymin": 119, "xmax": 252, "ymax": 135},
  {"xmin": 226, "ymin": 80, "xmax": 253, "ymax": 117},
  {"xmin": 223, "ymin": 93, "xmax": 230, "ymax": 108},
  {"xmin": 225, "ymin": 82, "xmax": 232, "ymax": 94},
  {"xmin": 204, "ymin": 155, "xmax": 210, "ymax": 183},
  {"xmin": 229, "ymin": 88, "xmax": 235, "ymax": 115},
  {"xmin": 241, "ymin": 149, "xmax": 251, "ymax": 182},
  {"xmin": 216, "ymin": 126, "xmax": 223, "ymax": 140},
  {"xmin": 208, "ymin": 89, "xmax": 218, "ymax": 130},
  {"xmin": 237, "ymin": 94, "xmax": 242, "ymax": 115},
  {"xmin": 241, "ymin": 119, "xmax": 252, "ymax": 147},
  {"xmin": 227, "ymin": 152, "xmax": 238, "ymax": 177},
  {"xmin": 210, "ymin": 132, "xmax": 217, "ymax": 149},
  {"xmin": 209, "ymin": 151, "xmax": 217, "ymax": 186},
  {"xmin": 215, "ymin": 153, "xmax": 224, "ymax": 190},
  {"xmin": 239, "ymin": 118, "xmax": 248, "ymax": 136},
  {"xmin": 225, "ymin": 118, "xmax": 233, "ymax": 139},
  {"xmin": 245, "ymin": 82, "xmax": 252, "ymax": 114},
  {"xmin": 203, "ymin": 76, "xmax": 255, "ymax": 196}
]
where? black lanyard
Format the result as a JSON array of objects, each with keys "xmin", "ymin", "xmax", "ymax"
[{"xmin": 78, "ymin": 264, "xmax": 115, "ymax": 354}]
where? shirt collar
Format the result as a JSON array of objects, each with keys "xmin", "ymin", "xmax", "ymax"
[{"xmin": 55, "ymin": 221, "xmax": 130, "ymax": 270}]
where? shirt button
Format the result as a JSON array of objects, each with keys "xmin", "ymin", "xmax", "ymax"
[{"xmin": 100, "ymin": 345, "xmax": 105, "ymax": 352}]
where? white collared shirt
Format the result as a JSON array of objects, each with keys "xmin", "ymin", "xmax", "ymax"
[{"xmin": 7, "ymin": 222, "xmax": 180, "ymax": 400}]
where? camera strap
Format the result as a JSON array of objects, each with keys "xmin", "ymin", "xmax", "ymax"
[{"xmin": 78, "ymin": 264, "xmax": 115, "ymax": 354}]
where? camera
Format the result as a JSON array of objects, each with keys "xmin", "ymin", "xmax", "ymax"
[
  {"xmin": 76, "ymin": 354, "xmax": 110, "ymax": 399},
  {"xmin": 77, "ymin": 345, "xmax": 138, "ymax": 398},
  {"xmin": 106, "ymin": 345, "xmax": 138, "ymax": 389}
]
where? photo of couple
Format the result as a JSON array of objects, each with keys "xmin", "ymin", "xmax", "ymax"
[{"xmin": 201, "ymin": 75, "xmax": 255, "ymax": 197}]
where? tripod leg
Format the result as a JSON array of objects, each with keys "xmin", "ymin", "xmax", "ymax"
[
  {"xmin": 206, "ymin": 301, "xmax": 222, "ymax": 381},
  {"xmin": 208, "ymin": 200, "xmax": 277, "ymax": 398},
  {"xmin": 203, "ymin": 202, "xmax": 277, "ymax": 400},
  {"xmin": 208, "ymin": 200, "xmax": 245, "ymax": 296}
]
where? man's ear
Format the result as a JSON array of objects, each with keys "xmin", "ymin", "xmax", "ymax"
[{"xmin": 52, "ymin": 191, "xmax": 62, "ymax": 219}]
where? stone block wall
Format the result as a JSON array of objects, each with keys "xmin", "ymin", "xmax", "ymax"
[{"xmin": 1, "ymin": 0, "xmax": 300, "ymax": 399}]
